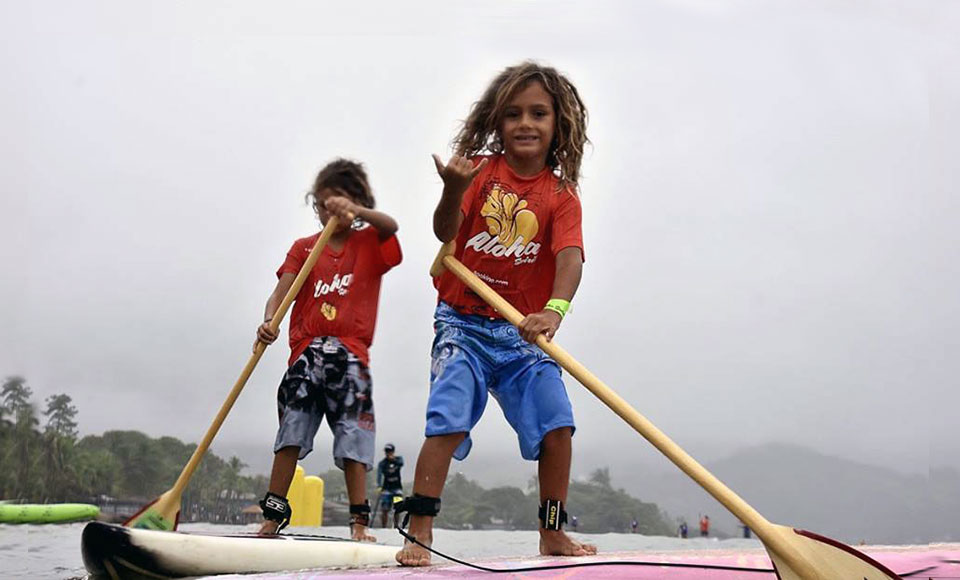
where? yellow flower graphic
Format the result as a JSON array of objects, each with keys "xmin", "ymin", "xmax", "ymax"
[
  {"xmin": 320, "ymin": 302, "xmax": 337, "ymax": 321},
  {"xmin": 480, "ymin": 186, "xmax": 539, "ymax": 247}
]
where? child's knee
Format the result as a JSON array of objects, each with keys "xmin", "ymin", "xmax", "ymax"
[
  {"xmin": 423, "ymin": 432, "xmax": 468, "ymax": 457},
  {"xmin": 542, "ymin": 427, "xmax": 572, "ymax": 446},
  {"xmin": 428, "ymin": 432, "xmax": 467, "ymax": 447},
  {"xmin": 276, "ymin": 445, "xmax": 302, "ymax": 458}
]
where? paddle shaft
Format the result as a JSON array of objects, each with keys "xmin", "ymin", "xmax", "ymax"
[
  {"xmin": 439, "ymin": 253, "xmax": 821, "ymax": 579},
  {"xmin": 166, "ymin": 218, "xmax": 342, "ymax": 498}
]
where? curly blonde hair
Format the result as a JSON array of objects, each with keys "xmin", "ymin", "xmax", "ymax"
[{"xmin": 453, "ymin": 61, "xmax": 589, "ymax": 187}]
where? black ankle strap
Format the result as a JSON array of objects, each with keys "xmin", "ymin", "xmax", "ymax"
[
  {"xmin": 259, "ymin": 492, "xmax": 292, "ymax": 531},
  {"xmin": 393, "ymin": 493, "xmax": 441, "ymax": 528},
  {"xmin": 398, "ymin": 493, "xmax": 441, "ymax": 516},
  {"xmin": 538, "ymin": 499, "xmax": 567, "ymax": 530},
  {"xmin": 349, "ymin": 501, "xmax": 371, "ymax": 528}
]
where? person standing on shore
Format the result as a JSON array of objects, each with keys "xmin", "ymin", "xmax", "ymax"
[{"xmin": 376, "ymin": 443, "xmax": 404, "ymax": 528}]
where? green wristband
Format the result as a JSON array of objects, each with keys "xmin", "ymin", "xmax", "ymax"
[{"xmin": 544, "ymin": 298, "xmax": 571, "ymax": 319}]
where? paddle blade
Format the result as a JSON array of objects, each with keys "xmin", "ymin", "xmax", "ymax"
[
  {"xmin": 123, "ymin": 490, "xmax": 180, "ymax": 531},
  {"xmin": 765, "ymin": 524, "xmax": 901, "ymax": 580}
]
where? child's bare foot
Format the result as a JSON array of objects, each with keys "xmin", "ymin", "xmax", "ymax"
[
  {"xmin": 539, "ymin": 529, "xmax": 598, "ymax": 556},
  {"xmin": 396, "ymin": 538, "xmax": 432, "ymax": 566},
  {"xmin": 395, "ymin": 516, "xmax": 433, "ymax": 566},
  {"xmin": 257, "ymin": 519, "xmax": 280, "ymax": 536},
  {"xmin": 351, "ymin": 523, "xmax": 376, "ymax": 542}
]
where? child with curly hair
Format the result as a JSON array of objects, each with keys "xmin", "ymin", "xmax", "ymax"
[
  {"xmin": 257, "ymin": 159, "xmax": 401, "ymax": 542},
  {"xmin": 397, "ymin": 61, "xmax": 595, "ymax": 565}
]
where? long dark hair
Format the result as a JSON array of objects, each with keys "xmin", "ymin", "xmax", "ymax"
[{"xmin": 453, "ymin": 61, "xmax": 589, "ymax": 187}]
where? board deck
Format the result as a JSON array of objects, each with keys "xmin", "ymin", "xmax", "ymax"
[
  {"xmin": 81, "ymin": 521, "xmax": 398, "ymax": 578},
  {"xmin": 217, "ymin": 544, "xmax": 960, "ymax": 579},
  {"xmin": 81, "ymin": 522, "xmax": 960, "ymax": 579}
]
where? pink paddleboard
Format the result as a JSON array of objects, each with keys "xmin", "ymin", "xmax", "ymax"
[{"xmin": 252, "ymin": 544, "xmax": 960, "ymax": 579}]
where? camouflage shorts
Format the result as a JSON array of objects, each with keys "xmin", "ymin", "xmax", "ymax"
[{"xmin": 273, "ymin": 337, "xmax": 375, "ymax": 470}]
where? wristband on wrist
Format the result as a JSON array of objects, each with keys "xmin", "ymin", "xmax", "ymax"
[{"xmin": 544, "ymin": 298, "xmax": 571, "ymax": 319}]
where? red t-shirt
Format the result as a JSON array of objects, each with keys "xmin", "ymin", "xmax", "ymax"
[
  {"xmin": 278, "ymin": 224, "xmax": 402, "ymax": 366},
  {"xmin": 434, "ymin": 155, "xmax": 584, "ymax": 318}
]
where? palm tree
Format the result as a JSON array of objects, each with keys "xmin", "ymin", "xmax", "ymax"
[{"xmin": 11, "ymin": 403, "xmax": 40, "ymax": 499}]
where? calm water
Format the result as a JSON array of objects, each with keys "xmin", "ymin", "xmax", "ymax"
[{"xmin": 0, "ymin": 521, "xmax": 765, "ymax": 579}]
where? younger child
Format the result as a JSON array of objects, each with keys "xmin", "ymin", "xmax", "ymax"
[
  {"xmin": 397, "ymin": 62, "xmax": 595, "ymax": 565},
  {"xmin": 257, "ymin": 159, "xmax": 401, "ymax": 542}
]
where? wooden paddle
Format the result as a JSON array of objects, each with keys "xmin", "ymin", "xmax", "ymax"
[
  {"xmin": 431, "ymin": 242, "xmax": 901, "ymax": 580},
  {"xmin": 124, "ymin": 217, "xmax": 344, "ymax": 531}
]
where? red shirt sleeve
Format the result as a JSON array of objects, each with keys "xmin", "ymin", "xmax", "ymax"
[
  {"xmin": 277, "ymin": 237, "xmax": 309, "ymax": 278},
  {"xmin": 550, "ymin": 188, "xmax": 585, "ymax": 261},
  {"xmin": 376, "ymin": 233, "xmax": 403, "ymax": 274},
  {"xmin": 350, "ymin": 226, "xmax": 402, "ymax": 275}
]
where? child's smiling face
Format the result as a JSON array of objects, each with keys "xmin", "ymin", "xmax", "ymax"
[{"xmin": 500, "ymin": 81, "xmax": 555, "ymax": 166}]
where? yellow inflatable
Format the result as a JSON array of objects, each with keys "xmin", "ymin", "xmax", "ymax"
[{"xmin": 286, "ymin": 465, "xmax": 323, "ymax": 527}]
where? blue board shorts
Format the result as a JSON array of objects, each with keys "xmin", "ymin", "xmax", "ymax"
[
  {"xmin": 426, "ymin": 301, "xmax": 575, "ymax": 461},
  {"xmin": 274, "ymin": 337, "xmax": 375, "ymax": 470},
  {"xmin": 378, "ymin": 488, "xmax": 403, "ymax": 510}
]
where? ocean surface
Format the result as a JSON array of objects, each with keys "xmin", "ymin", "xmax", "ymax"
[{"xmin": 1, "ymin": 521, "xmax": 767, "ymax": 579}]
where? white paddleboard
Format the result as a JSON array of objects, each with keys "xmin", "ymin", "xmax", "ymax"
[{"xmin": 81, "ymin": 521, "xmax": 397, "ymax": 578}]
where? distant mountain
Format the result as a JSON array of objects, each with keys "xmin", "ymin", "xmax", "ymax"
[{"xmin": 625, "ymin": 442, "xmax": 954, "ymax": 545}]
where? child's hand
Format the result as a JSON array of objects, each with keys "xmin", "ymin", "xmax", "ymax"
[
  {"xmin": 432, "ymin": 154, "xmax": 488, "ymax": 195},
  {"xmin": 324, "ymin": 194, "xmax": 360, "ymax": 223},
  {"xmin": 254, "ymin": 320, "xmax": 279, "ymax": 351},
  {"xmin": 518, "ymin": 310, "xmax": 562, "ymax": 344}
]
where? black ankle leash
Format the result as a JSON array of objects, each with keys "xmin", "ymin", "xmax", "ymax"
[
  {"xmin": 389, "ymin": 498, "xmax": 932, "ymax": 576},
  {"xmin": 391, "ymin": 502, "xmax": 777, "ymax": 575}
]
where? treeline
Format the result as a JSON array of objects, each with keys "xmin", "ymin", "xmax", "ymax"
[
  {"xmin": 318, "ymin": 466, "xmax": 675, "ymax": 534},
  {"xmin": 0, "ymin": 376, "xmax": 266, "ymax": 521},
  {"xmin": 3, "ymin": 375, "xmax": 673, "ymax": 533},
  {"xmin": 432, "ymin": 468, "xmax": 673, "ymax": 534}
]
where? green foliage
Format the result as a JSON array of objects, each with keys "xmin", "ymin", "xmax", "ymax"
[
  {"xmin": 0, "ymin": 379, "xmax": 267, "ymax": 521},
  {"xmin": 426, "ymin": 470, "xmax": 674, "ymax": 534},
  {"xmin": 0, "ymin": 376, "xmax": 674, "ymax": 532},
  {"xmin": 566, "ymin": 473, "xmax": 674, "ymax": 535},
  {"xmin": 44, "ymin": 394, "xmax": 78, "ymax": 439},
  {"xmin": 1, "ymin": 376, "xmax": 41, "ymax": 499},
  {"xmin": 589, "ymin": 467, "xmax": 611, "ymax": 487},
  {"xmin": 2, "ymin": 376, "xmax": 32, "ymax": 416},
  {"xmin": 316, "ymin": 467, "xmax": 376, "ymax": 503},
  {"xmin": 435, "ymin": 472, "xmax": 492, "ymax": 529}
]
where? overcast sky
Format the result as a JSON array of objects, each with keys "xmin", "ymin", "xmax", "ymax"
[{"xmin": 2, "ymin": 1, "xmax": 957, "ymax": 489}]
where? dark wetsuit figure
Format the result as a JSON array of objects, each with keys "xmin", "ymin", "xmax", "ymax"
[{"xmin": 376, "ymin": 450, "xmax": 403, "ymax": 527}]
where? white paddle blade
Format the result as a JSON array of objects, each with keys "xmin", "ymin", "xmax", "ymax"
[{"xmin": 766, "ymin": 525, "xmax": 900, "ymax": 580}]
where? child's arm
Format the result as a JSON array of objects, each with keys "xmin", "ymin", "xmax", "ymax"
[
  {"xmin": 357, "ymin": 207, "xmax": 398, "ymax": 240},
  {"xmin": 325, "ymin": 196, "xmax": 398, "ymax": 240},
  {"xmin": 432, "ymin": 154, "xmax": 488, "ymax": 242},
  {"xmin": 254, "ymin": 273, "xmax": 296, "ymax": 350},
  {"xmin": 517, "ymin": 247, "xmax": 583, "ymax": 344}
]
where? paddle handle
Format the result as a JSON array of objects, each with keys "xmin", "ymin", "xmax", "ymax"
[
  {"xmin": 438, "ymin": 250, "xmax": 821, "ymax": 579},
  {"xmin": 167, "ymin": 217, "xmax": 342, "ymax": 498}
]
